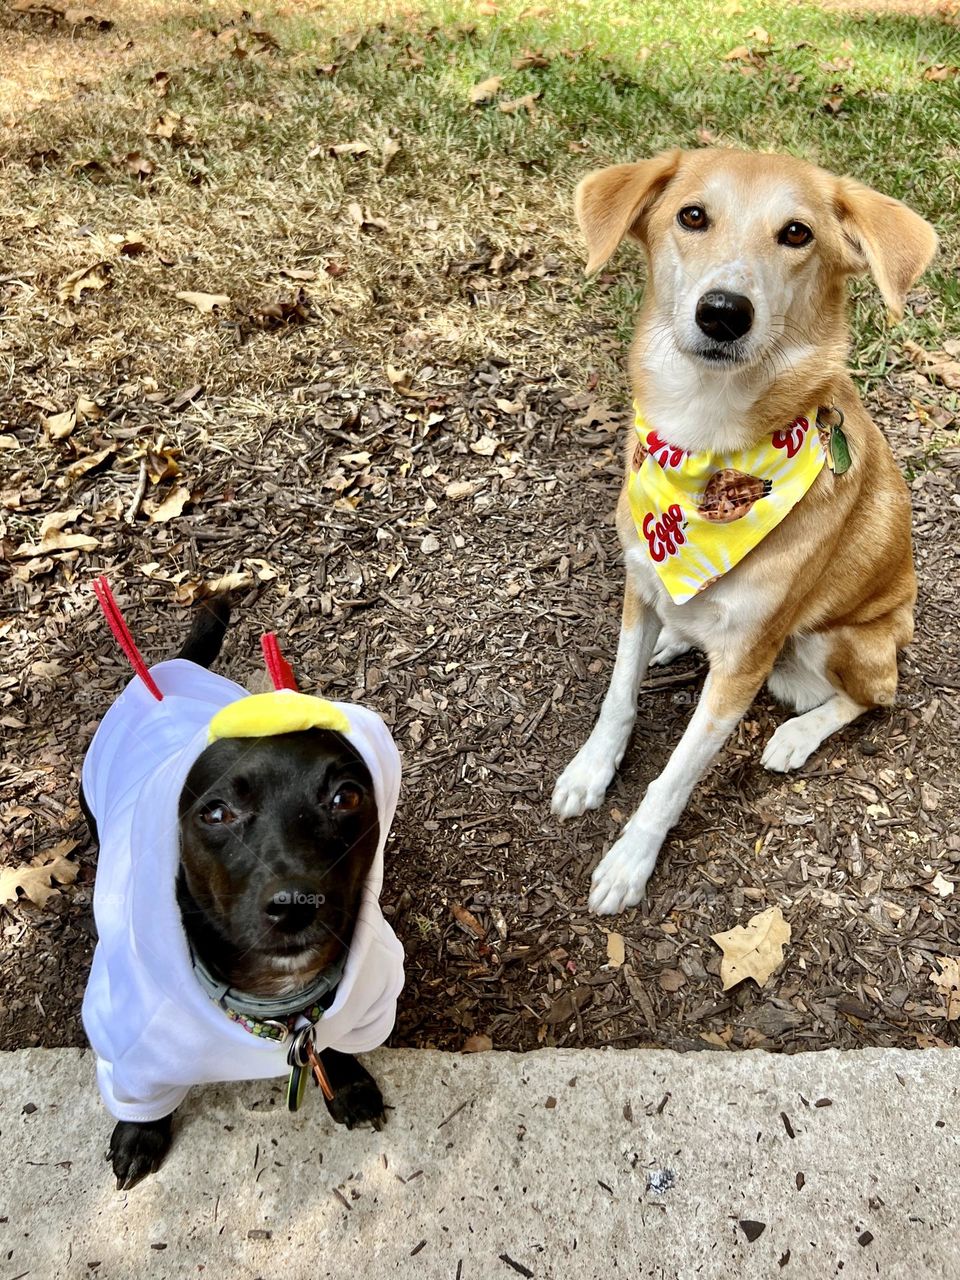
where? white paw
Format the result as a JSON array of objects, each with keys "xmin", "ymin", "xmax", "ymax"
[
  {"xmin": 762, "ymin": 719, "xmax": 818, "ymax": 772},
  {"xmin": 588, "ymin": 829, "xmax": 663, "ymax": 915},
  {"xmin": 551, "ymin": 745, "xmax": 619, "ymax": 820},
  {"xmin": 650, "ymin": 628, "xmax": 693, "ymax": 668}
]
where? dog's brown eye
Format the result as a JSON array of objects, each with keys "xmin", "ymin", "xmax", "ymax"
[
  {"xmin": 200, "ymin": 803, "xmax": 236, "ymax": 826},
  {"xmin": 331, "ymin": 785, "xmax": 363, "ymax": 813},
  {"xmin": 779, "ymin": 221, "xmax": 813, "ymax": 248},
  {"xmin": 677, "ymin": 205, "xmax": 708, "ymax": 231}
]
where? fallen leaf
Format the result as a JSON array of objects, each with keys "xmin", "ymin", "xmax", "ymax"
[
  {"xmin": 386, "ymin": 365, "xmax": 427, "ymax": 399},
  {"xmin": 498, "ymin": 91, "xmax": 540, "ymax": 116},
  {"xmin": 143, "ymin": 447, "xmax": 181, "ymax": 483},
  {"xmin": 75, "ymin": 396, "xmax": 103, "ymax": 422},
  {"xmin": 512, "ymin": 48, "xmax": 550, "ymax": 69},
  {"xmin": 147, "ymin": 485, "xmax": 191, "ymax": 523},
  {"xmin": 928, "ymin": 871, "xmax": 954, "ymax": 898},
  {"xmin": 244, "ymin": 557, "xmax": 278, "ymax": 581},
  {"xmin": 38, "ymin": 507, "xmax": 82, "ymax": 538},
  {"xmin": 279, "ymin": 267, "xmax": 316, "ymax": 281},
  {"xmin": 123, "ymin": 151, "xmax": 154, "ymax": 179},
  {"xmin": 250, "ymin": 291, "xmax": 310, "ymax": 329},
  {"xmin": 444, "ymin": 479, "xmax": 479, "ymax": 500},
  {"xmin": 930, "ymin": 957, "xmax": 960, "ymax": 1020},
  {"xmin": 420, "ymin": 533, "xmax": 440, "ymax": 554},
  {"xmin": 469, "ymin": 434, "xmax": 500, "ymax": 457},
  {"xmin": 176, "ymin": 290, "xmax": 230, "ymax": 314},
  {"xmin": 606, "ymin": 931, "xmax": 625, "ymax": 968},
  {"xmin": 451, "ymin": 901, "xmax": 485, "ymax": 938},
  {"xmin": 723, "ymin": 44, "xmax": 753, "ymax": 61},
  {"xmin": 382, "ymin": 136, "xmax": 401, "ymax": 169},
  {"xmin": 46, "ymin": 408, "xmax": 76, "ymax": 439},
  {"xmin": 345, "ymin": 202, "xmax": 391, "ymax": 232},
  {"xmin": 55, "ymin": 445, "xmax": 115, "ymax": 489},
  {"xmin": 0, "ymin": 840, "xmax": 78, "ymax": 909},
  {"xmin": 154, "ymin": 70, "xmax": 171, "ymax": 96},
  {"xmin": 711, "ymin": 906, "xmax": 791, "ymax": 990},
  {"xmin": 659, "ymin": 968, "xmax": 686, "ymax": 992},
  {"xmin": 58, "ymin": 261, "xmax": 111, "ymax": 303},
  {"xmin": 64, "ymin": 8, "xmax": 111, "ymax": 28},
  {"xmin": 469, "ymin": 75, "xmax": 503, "ymax": 106},
  {"xmin": 903, "ymin": 340, "xmax": 960, "ymax": 390},
  {"xmin": 14, "ymin": 524, "xmax": 99, "ymax": 556},
  {"xmin": 329, "ymin": 140, "xmax": 371, "ymax": 157},
  {"xmin": 923, "ymin": 64, "xmax": 958, "ymax": 81},
  {"xmin": 462, "ymin": 1033, "xmax": 493, "ymax": 1053},
  {"xmin": 174, "ymin": 570, "xmax": 253, "ymax": 604}
]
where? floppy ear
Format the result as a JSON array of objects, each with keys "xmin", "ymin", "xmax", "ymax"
[
  {"xmin": 574, "ymin": 149, "xmax": 681, "ymax": 274},
  {"xmin": 834, "ymin": 177, "xmax": 938, "ymax": 321}
]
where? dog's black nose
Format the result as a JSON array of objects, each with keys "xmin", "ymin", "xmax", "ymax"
[
  {"xmin": 695, "ymin": 290, "xmax": 754, "ymax": 342},
  {"xmin": 263, "ymin": 885, "xmax": 320, "ymax": 934}
]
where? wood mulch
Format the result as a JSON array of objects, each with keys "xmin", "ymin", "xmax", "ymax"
[{"xmin": 2, "ymin": 355, "xmax": 959, "ymax": 1056}]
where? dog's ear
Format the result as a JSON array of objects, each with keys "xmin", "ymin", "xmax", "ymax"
[
  {"xmin": 834, "ymin": 178, "xmax": 937, "ymax": 321},
  {"xmin": 575, "ymin": 149, "xmax": 681, "ymax": 274}
]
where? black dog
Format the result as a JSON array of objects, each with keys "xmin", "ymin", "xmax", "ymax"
[{"xmin": 81, "ymin": 601, "xmax": 397, "ymax": 1189}]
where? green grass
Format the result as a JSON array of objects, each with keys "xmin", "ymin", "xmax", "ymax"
[{"xmin": 2, "ymin": 0, "xmax": 957, "ymax": 403}]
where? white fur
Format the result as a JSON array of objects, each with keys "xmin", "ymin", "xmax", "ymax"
[
  {"xmin": 767, "ymin": 633, "xmax": 835, "ymax": 713},
  {"xmin": 762, "ymin": 691, "xmax": 865, "ymax": 772}
]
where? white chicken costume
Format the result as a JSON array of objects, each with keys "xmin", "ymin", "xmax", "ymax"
[{"xmin": 80, "ymin": 589, "xmax": 404, "ymax": 1124}]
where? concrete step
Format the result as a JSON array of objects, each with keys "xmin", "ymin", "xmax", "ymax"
[{"xmin": 1, "ymin": 1046, "xmax": 957, "ymax": 1279}]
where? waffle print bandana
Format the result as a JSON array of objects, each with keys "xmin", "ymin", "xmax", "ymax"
[{"xmin": 627, "ymin": 404, "xmax": 826, "ymax": 604}]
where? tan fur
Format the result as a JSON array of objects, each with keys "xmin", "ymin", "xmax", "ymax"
[
  {"xmin": 557, "ymin": 148, "xmax": 937, "ymax": 912},
  {"xmin": 583, "ymin": 148, "xmax": 934, "ymax": 711}
]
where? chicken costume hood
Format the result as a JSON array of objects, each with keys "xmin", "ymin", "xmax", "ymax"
[{"xmin": 81, "ymin": 581, "xmax": 404, "ymax": 1123}]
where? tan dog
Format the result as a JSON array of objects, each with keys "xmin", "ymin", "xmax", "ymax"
[{"xmin": 552, "ymin": 148, "xmax": 937, "ymax": 915}]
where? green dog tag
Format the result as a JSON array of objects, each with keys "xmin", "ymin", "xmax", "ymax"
[
  {"xmin": 829, "ymin": 424, "xmax": 852, "ymax": 475},
  {"xmin": 287, "ymin": 1061, "xmax": 308, "ymax": 1111}
]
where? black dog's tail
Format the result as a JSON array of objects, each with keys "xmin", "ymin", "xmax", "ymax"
[{"xmin": 177, "ymin": 595, "xmax": 232, "ymax": 669}]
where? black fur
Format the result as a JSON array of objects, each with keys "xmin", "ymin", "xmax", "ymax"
[{"xmin": 82, "ymin": 597, "xmax": 387, "ymax": 1190}]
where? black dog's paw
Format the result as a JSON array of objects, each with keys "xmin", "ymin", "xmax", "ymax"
[
  {"xmin": 108, "ymin": 1115, "xmax": 173, "ymax": 1190},
  {"xmin": 325, "ymin": 1076, "xmax": 386, "ymax": 1130}
]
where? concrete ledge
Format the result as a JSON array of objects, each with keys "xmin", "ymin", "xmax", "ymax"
[{"xmin": 1, "ymin": 1046, "xmax": 958, "ymax": 1279}]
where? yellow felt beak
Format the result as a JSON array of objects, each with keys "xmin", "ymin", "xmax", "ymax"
[{"xmin": 207, "ymin": 692, "xmax": 350, "ymax": 743}]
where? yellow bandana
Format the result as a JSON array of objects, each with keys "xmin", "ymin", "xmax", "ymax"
[
  {"xmin": 628, "ymin": 405, "xmax": 825, "ymax": 604},
  {"xmin": 208, "ymin": 691, "xmax": 350, "ymax": 743}
]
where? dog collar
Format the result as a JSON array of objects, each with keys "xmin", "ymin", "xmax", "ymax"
[
  {"xmin": 628, "ymin": 403, "xmax": 831, "ymax": 604},
  {"xmin": 190, "ymin": 947, "xmax": 348, "ymax": 1035}
]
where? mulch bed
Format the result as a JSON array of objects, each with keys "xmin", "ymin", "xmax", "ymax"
[{"xmin": 2, "ymin": 359, "xmax": 958, "ymax": 1055}]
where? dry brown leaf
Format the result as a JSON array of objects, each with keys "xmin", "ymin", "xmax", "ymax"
[
  {"xmin": 444, "ymin": 479, "xmax": 479, "ymax": 501},
  {"xmin": 176, "ymin": 290, "xmax": 230, "ymax": 314},
  {"xmin": 123, "ymin": 151, "xmax": 154, "ymax": 179},
  {"xmin": 903, "ymin": 340, "xmax": 960, "ymax": 390},
  {"xmin": 55, "ymin": 445, "xmax": 115, "ymax": 489},
  {"xmin": 58, "ymin": 261, "xmax": 111, "ymax": 303},
  {"xmin": 14, "ymin": 530, "xmax": 94, "ymax": 556},
  {"xmin": 469, "ymin": 434, "xmax": 500, "ymax": 457},
  {"xmin": 722, "ymin": 44, "xmax": 752, "ymax": 61},
  {"xmin": 38, "ymin": 507, "xmax": 82, "ymax": 538},
  {"xmin": 512, "ymin": 48, "xmax": 550, "ymax": 69},
  {"xmin": 923, "ymin": 64, "xmax": 958, "ymax": 81},
  {"xmin": 462, "ymin": 1033, "xmax": 493, "ymax": 1052},
  {"xmin": 142, "ymin": 447, "xmax": 181, "ymax": 483},
  {"xmin": 279, "ymin": 267, "xmax": 316, "ymax": 281},
  {"xmin": 469, "ymin": 75, "xmax": 503, "ymax": 105},
  {"xmin": 498, "ymin": 91, "xmax": 540, "ymax": 116},
  {"xmin": 64, "ymin": 8, "xmax": 111, "ymax": 27},
  {"xmin": 346, "ymin": 202, "xmax": 389, "ymax": 232},
  {"xmin": 382, "ymin": 136, "xmax": 401, "ymax": 169},
  {"xmin": 149, "ymin": 112, "xmax": 182, "ymax": 140},
  {"xmin": 0, "ymin": 840, "xmax": 78, "ymax": 909},
  {"xmin": 173, "ymin": 571, "xmax": 252, "ymax": 604},
  {"xmin": 244, "ymin": 557, "xmax": 278, "ymax": 581},
  {"xmin": 606, "ymin": 931, "xmax": 625, "ymax": 968},
  {"xmin": 659, "ymin": 968, "xmax": 686, "ymax": 992},
  {"xmin": 930, "ymin": 957, "xmax": 960, "ymax": 1020},
  {"xmin": 329, "ymin": 140, "xmax": 370, "ymax": 156},
  {"xmin": 451, "ymin": 902, "xmax": 486, "ymax": 938},
  {"xmin": 46, "ymin": 408, "xmax": 76, "ymax": 440},
  {"xmin": 711, "ymin": 905, "xmax": 791, "ymax": 990},
  {"xmin": 147, "ymin": 485, "xmax": 191, "ymax": 523},
  {"xmin": 75, "ymin": 396, "xmax": 103, "ymax": 422}
]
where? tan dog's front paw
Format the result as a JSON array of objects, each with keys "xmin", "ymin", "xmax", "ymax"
[{"xmin": 588, "ymin": 829, "xmax": 663, "ymax": 915}]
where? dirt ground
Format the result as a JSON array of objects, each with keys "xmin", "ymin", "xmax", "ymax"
[
  {"xmin": 4, "ymin": 358, "xmax": 959, "ymax": 1056},
  {"xmin": 1, "ymin": 0, "xmax": 958, "ymax": 1059}
]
